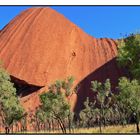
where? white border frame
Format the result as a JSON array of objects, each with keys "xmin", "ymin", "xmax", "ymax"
[
  {"xmin": 0, "ymin": 0, "xmax": 140, "ymax": 5},
  {"xmin": 0, "ymin": 2, "xmax": 139, "ymax": 140}
]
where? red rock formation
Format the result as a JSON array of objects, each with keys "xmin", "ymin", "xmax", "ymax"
[{"xmin": 0, "ymin": 7, "xmax": 125, "ymax": 112}]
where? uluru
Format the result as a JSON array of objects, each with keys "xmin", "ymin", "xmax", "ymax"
[{"xmin": 0, "ymin": 7, "xmax": 125, "ymax": 112}]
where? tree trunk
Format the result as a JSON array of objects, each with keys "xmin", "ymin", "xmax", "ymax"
[
  {"xmin": 87, "ymin": 119, "xmax": 91, "ymax": 129},
  {"xmin": 68, "ymin": 115, "xmax": 71, "ymax": 133},
  {"xmin": 99, "ymin": 109, "xmax": 102, "ymax": 133},
  {"xmin": 60, "ymin": 120, "xmax": 66, "ymax": 134},
  {"xmin": 136, "ymin": 122, "xmax": 139, "ymax": 134},
  {"xmin": 43, "ymin": 123, "xmax": 46, "ymax": 132},
  {"xmin": 103, "ymin": 117, "xmax": 106, "ymax": 127},
  {"xmin": 136, "ymin": 113, "xmax": 140, "ymax": 134},
  {"xmin": 17, "ymin": 124, "xmax": 19, "ymax": 132},
  {"xmin": 5, "ymin": 126, "xmax": 10, "ymax": 134},
  {"xmin": 52, "ymin": 119, "xmax": 55, "ymax": 132},
  {"xmin": 11, "ymin": 125, "xmax": 14, "ymax": 133},
  {"xmin": 99, "ymin": 120, "xmax": 102, "ymax": 133},
  {"xmin": 47, "ymin": 120, "xmax": 51, "ymax": 132},
  {"xmin": 57, "ymin": 120, "xmax": 65, "ymax": 133}
]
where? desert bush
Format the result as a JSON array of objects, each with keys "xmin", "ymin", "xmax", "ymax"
[{"xmin": 0, "ymin": 64, "xmax": 24, "ymax": 134}]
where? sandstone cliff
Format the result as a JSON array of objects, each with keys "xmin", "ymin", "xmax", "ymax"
[{"xmin": 0, "ymin": 7, "xmax": 125, "ymax": 112}]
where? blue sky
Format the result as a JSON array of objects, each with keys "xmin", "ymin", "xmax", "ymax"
[{"xmin": 0, "ymin": 6, "xmax": 140, "ymax": 39}]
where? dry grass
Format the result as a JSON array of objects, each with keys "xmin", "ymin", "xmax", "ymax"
[
  {"xmin": 2, "ymin": 124, "xmax": 138, "ymax": 134},
  {"xmin": 34, "ymin": 124, "xmax": 138, "ymax": 134},
  {"xmin": 72, "ymin": 124, "xmax": 137, "ymax": 134}
]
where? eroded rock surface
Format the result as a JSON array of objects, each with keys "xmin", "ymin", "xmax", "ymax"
[{"xmin": 0, "ymin": 7, "xmax": 125, "ymax": 111}]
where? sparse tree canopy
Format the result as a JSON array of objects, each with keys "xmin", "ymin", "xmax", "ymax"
[
  {"xmin": 39, "ymin": 76, "xmax": 74, "ymax": 133},
  {"xmin": 79, "ymin": 97, "xmax": 94, "ymax": 128},
  {"xmin": 0, "ymin": 65, "xmax": 24, "ymax": 133},
  {"xmin": 117, "ymin": 34, "xmax": 140, "ymax": 80},
  {"xmin": 112, "ymin": 77, "xmax": 140, "ymax": 133},
  {"xmin": 91, "ymin": 79, "xmax": 112, "ymax": 133}
]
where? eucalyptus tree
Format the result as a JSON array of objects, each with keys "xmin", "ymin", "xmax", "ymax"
[
  {"xmin": 34, "ymin": 107, "xmax": 47, "ymax": 132},
  {"xmin": 91, "ymin": 79, "xmax": 112, "ymax": 133},
  {"xmin": 79, "ymin": 98, "xmax": 93, "ymax": 128},
  {"xmin": 117, "ymin": 34, "xmax": 140, "ymax": 80},
  {"xmin": 39, "ymin": 76, "xmax": 74, "ymax": 133},
  {"xmin": 115, "ymin": 77, "xmax": 140, "ymax": 133},
  {"xmin": 0, "ymin": 65, "xmax": 24, "ymax": 133}
]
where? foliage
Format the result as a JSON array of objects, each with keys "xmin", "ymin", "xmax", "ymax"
[
  {"xmin": 47, "ymin": 76, "xmax": 74, "ymax": 97},
  {"xmin": 79, "ymin": 97, "xmax": 95, "ymax": 128},
  {"xmin": 90, "ymin": 79, "xmax": 112, "ymax": 132},
  {"xmin": 91, "ymin": 79, "xmax": 111, "ymax": 104},
  {"xmin": 117, "ymin": 34, "xmax": 140, "ymax": 80},
  {"xmin": 114, "ymin": 77, "xmax": 140, "ymax": 133},
  {"xmin": 0, "ymin": 65, "xmax": 24, "ymax": 133},
  {"xmin": 39, "ymin": 77, "xmax": 74, "ymax": 133},
  {"xmin": 35, "ymin": 108, "xmax": 47, "ymax": 124},
  {"xmin": 40, "ymin": 92, "xmax": 70, "ymax": 120}
]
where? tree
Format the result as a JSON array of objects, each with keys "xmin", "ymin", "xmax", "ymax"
[
  {"xmin": 91, "ymin": 79, "xmax": 112, "ymax": 133},
  {"xmin": 40, "ymin": 91, "xmax": 70, "ymax": 133},
  {"xmin": 79, "ymin": 98, "xmax": 93, "ymax": 128},
  {"xmin": 117, "ymin": 34, "xmax": 140, "ymax": 80},
  {"xmin": 0, "ymin": 65, "xmax": 24, "ymax": 134},
  {"xmin": 115, "ymin": 77, "xmax": 140, "ymax": 133},
  {"xmin": 34, "ymin": 107, "xmax": 47, "ymax": 132},
  {"xmin": 117, "ymin": 34, "xmax": 140, "ymax": 133},
  {"xmin": 61, "ymin": 76, "xmax": 75, "ymax": 97},
  {"xmin": 20, "ymin": 113, "xmax": 28, "ymax": 132},
  {"xmin": 39, "ymin": 77, "xmax": 74, "ymax": 133}
]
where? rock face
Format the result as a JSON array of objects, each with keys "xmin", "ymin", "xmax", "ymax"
[{"xmin": 0, "ymin": 7, "xmax": 125, "ymax": 111}]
